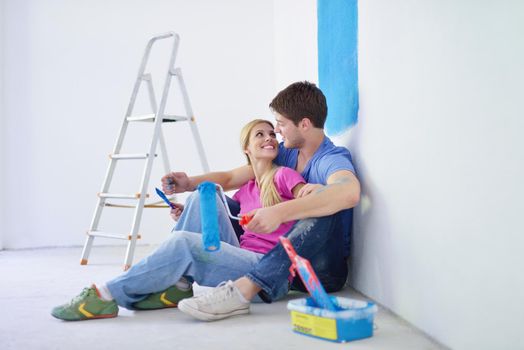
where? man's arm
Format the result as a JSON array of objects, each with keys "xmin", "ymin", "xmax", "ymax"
[
  {"xmin": 244, "ymin": 170, "xmax": 360, "ymax": 233},
  {"xmin": 162, "ymin": 165, "xmax": 255, "ymax": 194}
]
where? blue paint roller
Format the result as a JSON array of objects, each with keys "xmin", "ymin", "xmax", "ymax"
[{"xmin": 198, "ymin": 181, "xmax": 221, "ymax": 252}]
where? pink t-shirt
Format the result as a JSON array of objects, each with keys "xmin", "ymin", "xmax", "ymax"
[{"xmin": 232, "ymin": 167, "xmax": 306, "ymax": 254}]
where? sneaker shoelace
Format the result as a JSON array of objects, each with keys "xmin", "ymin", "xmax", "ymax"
[
  {"xmin": 195, "ymin": 281, "xmax": 236, "ymax": 304},
  {"xmin": 69, "ymin": 287, "xmax": 92, "ymax": 306}
]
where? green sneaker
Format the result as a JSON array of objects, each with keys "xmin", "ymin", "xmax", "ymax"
[
  {"xmin": 133, "ymin": 285, "xmax": 193, "ymax": 310},
  {"xmin": 51, "ymin": 285, "xmax": 118, "ymax": 321}
]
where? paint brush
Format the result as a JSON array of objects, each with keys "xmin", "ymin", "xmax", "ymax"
[
  {"xmin": 280, "ymin": 236, "xmax": 338, "ymax": 311},
  {"xmin": 155, "ymin": 187, "xmax": 176, "ymax": 209}
]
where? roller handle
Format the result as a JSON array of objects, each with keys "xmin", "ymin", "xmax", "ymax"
[{"xmin": 239, "ymin": 215, "xmax": 253, "ymax": 226}]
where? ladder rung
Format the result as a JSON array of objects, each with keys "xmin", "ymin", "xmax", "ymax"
[
  {"xmin": 109, "ymin": 153, "xmax": 156, "ymax": 160},
  {"xmin": 87, "ymin": 231, "xmax": 142, "ymax": 240},
  {"xmin": 126, "ymin": 113, "xmax": 155, "ymax": 121},
  {"xmin": 163, "ymin": 115, "xmax": 189, "ymax": 122},
  {"xmin": 104, "ymin": 202, "xmax": 168, "ymax": 208},
  {"xmin": 98, "ymin": 192, "xmax": 150, "ymax": 199},
  {"xmin": 126, "ymin": 114, "xmax": 189, "ymax": 122}
]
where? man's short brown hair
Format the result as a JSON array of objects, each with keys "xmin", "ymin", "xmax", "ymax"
[{"xmin": 269, "ymin": 81, "xmax": 327, "ymax": 128}]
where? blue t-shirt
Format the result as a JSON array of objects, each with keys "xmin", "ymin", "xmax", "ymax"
[{"xmin": 275, "ymin": 136, "xmax": 356, "ymax": 256}]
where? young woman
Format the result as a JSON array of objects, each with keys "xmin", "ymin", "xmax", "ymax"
[{"xmin": 52, "ymin": 119, "xmax": 306, "ymax": 321}]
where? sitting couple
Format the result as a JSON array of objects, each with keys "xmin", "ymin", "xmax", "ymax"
[{"xmin": 52, "ymin": 81, "xmax": 360, "ymax": 322}]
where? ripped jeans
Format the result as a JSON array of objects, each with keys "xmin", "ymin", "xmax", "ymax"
[{"xmin": 247, "ymin": 212, "xmax": 348, "ymax": 303}]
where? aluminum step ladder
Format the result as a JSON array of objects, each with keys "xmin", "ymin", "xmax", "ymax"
[{"xmin": 80, "ymin": 32, "xmax": 209, "ymax": 270}]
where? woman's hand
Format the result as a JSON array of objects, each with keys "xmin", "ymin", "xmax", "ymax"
[
  {"xmin": 169, "ymin": 203, "xmax": 185, "ymax": 221},
  {"xmin": 296, "ymin": 183, "xmax": 324, "ymax": 198}
]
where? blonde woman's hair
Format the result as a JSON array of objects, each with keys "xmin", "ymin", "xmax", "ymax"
[{"xmin": 240, "ymin": 119, "xmax": 282, "ymax": 207}]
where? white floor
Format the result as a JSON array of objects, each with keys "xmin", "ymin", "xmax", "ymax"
[{"xmin": 0, "ymin": 245, "xmax": 446, "ymax": 350}]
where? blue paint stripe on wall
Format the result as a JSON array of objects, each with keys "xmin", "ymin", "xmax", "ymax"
[{"xmin": 318, "ymin": 0, "xmax": 358, "ymax": 135}]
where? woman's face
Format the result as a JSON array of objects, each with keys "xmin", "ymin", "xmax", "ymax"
[{"xmin": 245, "ymin": 122, "xmax": 278, "ymax": 161}]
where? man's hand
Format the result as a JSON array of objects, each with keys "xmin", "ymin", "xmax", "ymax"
[
  {"xmin": 161, "ymin": 172, "xmax": 192, "ymax": 195},
  {"xmin": 169, "ymin": 203, "xmax": 185, "ymax": 221},
  {"xmin": 243, "ymin": 206, "xmax": 284, "ymax": 234},
  {"xmin": 296, "ymin": 183, "xmax": 324, "ymax": 198}
]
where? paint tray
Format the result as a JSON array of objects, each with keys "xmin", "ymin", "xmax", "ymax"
[{"xmin": 287, "ymin": 296, "xmax": 377, "ymax": 343}]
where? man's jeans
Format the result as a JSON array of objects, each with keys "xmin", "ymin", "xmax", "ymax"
[
  {"xmin": 106, "ymin": 192, "xmax": 269, "ymax": 310},
  {"xmin": 175, "ymin": 192, "xmax": 347, "ymax": 303},
  {"xmin": 248, "ymin": 212, "xmax": 348, "ymax": 303}
]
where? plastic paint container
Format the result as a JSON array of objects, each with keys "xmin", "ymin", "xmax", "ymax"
[{"xmin": 287, "ymin": 296, "xmax": 377, "ymax": 343}]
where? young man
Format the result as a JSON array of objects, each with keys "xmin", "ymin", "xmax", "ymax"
[{"xmin": 165, "ymin": 81, "xmax": 360, "ymax": 321}]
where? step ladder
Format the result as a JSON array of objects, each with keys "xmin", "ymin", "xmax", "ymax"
[{"xmin": 80, "ymin": 32, "xmax": 209, "ymax": 270}]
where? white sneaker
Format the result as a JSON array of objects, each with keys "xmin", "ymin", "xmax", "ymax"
[{"xmin": 178, "ymin": 280, "xmax": 250, "ymax": 321}]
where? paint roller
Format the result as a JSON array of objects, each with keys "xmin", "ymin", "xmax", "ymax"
[
  {"xmin": 198, "ymin": 182, "xmax": 221, "ymax": 251},
  {"xmin": 197, "ymin": 181, "xmax": 253, "ymax": 252}
]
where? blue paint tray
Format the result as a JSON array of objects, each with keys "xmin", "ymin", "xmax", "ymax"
[{"xmin": 287, "ymin": 296, "xmax": 377, "ymax": 343}]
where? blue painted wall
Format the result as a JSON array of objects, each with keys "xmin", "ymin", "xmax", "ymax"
[{"xmin": 318, "ymin": 0, "xmax": 358, "ymax": 135}]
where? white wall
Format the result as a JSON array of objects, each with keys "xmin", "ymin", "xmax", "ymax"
[
  {"xmin": 273, "ymin": 0, "xmax": 318, "ymax": 90},
  {"xmin": 2, "ymin": 0, "xmax": 275, "ymax": 249},
  {"xmin": 0, "ymin": 0, "xmax": 5, "ymax": 250},
  {"xmin": 352, "ymin": 1, "xmax": 524, "ymax": 349}
]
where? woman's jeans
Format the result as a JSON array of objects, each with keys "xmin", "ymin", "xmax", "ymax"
[
  {"xmin": 107, "ymin": 191, "xmax": 347, "ymax": 308},
  {"xmin": 106, "ymin": 192, "xmax": 268, "ymax": 309}
]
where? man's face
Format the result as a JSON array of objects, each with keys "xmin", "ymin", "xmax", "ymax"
[{"xmin": 274, "ymin": 112, "xmax": 305, "ymax": 149}]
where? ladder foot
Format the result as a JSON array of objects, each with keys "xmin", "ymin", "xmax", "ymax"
[{"xmin": 80, "ymin": 259, "xmax": 88, "ymax": 265}]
